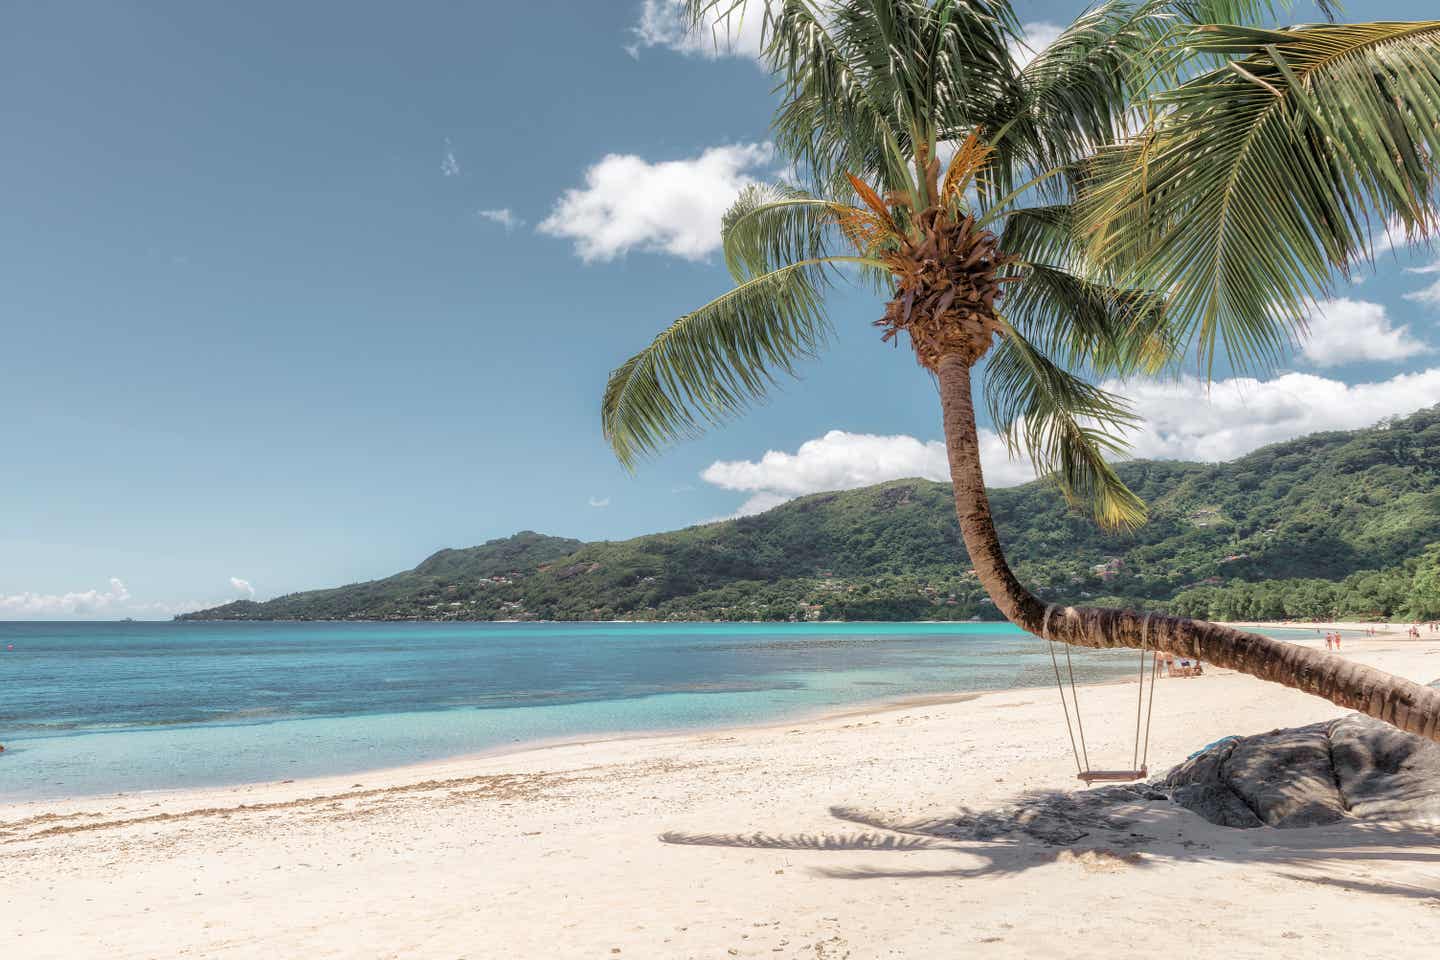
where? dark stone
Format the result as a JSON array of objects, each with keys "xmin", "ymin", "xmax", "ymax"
[
  {"xmin": 1224, "ymin": 723, "xmax": 1347, "ymax": 828},
  {"xmin": 1161, "ymin": 711, "xmax": 1440, "ymax": 829},
  {"xmin": 1162, "ymin": 737, "xmax": 1267, "ymax": 829},
  {"xmin": 1328, "ymin": 713, "xmax": 1440, "ymax": 821}
]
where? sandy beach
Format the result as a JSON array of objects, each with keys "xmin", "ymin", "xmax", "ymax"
[{"xmin": 4, "ymin": 624, "xmax": 1439, "ymax": 959}]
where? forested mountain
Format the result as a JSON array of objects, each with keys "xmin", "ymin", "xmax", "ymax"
[{"xmin": 182, "ymin": 406, "xmax": 1440, "ymax": 623}]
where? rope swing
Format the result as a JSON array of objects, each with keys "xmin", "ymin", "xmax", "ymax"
[{"xmin": 1043, "ymin": 606, "xmax": 1158, "ymax": 785}]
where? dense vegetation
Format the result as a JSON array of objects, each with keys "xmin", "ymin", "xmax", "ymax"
[{"xmin": 182, "ymin": 407, "xmax": 1440, "ymax": 624}]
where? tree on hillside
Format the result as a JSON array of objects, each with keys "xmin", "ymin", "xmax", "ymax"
[
  {"xmin": 1409, "ymin": 545, "xmax": 1440, "ymax": 621},
  {"xmin": 601, "ymin": 1, "xmax": 1440, "ymax": 740}
]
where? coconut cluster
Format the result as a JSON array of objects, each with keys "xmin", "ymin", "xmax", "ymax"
[{"xmin": 877, "ymin": 207, "xmax": 1020, "ymax": 370}]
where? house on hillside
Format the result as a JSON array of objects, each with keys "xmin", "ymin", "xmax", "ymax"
[{"xmin": 1091, "ymin": 557, "xmax": 1124, "ymax": 581}]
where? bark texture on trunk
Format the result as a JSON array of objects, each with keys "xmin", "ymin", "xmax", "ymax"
[{"xmin": 936, "ymin": 354, "xmax": 1440, "ymax": 743}]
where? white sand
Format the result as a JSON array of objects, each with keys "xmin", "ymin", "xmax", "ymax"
[{"xmin": 4, "ymin": 628, "xmax": 1440, "ymax": 959}]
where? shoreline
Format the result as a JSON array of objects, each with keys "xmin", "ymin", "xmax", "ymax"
[
  {"xmin": 0, "ymin": 687, "xmax": 1010, "ymax": 810},
  {"xmin": 0, "ymin": 620, "xmax": 1392, "ymax": 808},
  {"xmin": 163, "ymin": 616, "xmax": 1429, "ymax": 626}
]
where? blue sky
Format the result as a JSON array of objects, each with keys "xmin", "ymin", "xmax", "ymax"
[{"xmin": 5, "ymin": 0, "xmax": 1440, "ymax": 618}]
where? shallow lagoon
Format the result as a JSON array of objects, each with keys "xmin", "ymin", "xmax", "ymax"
[{"xmin": 0, "ymin": 620, "xmax": 1319, "ymax": 800}]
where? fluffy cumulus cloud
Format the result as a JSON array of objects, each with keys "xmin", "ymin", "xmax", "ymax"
[
  {"xmin": 441, "ymin": 138, "xmax": 460, "ymax": 177},
  {"xmin": 630, "ymin": 0, "xmax": 769, "ymax": 60},
  {"xmin": 700, "ymin": 428, "xmax": 1036, "ymax": 517},
  {"xmin": 699, "ymin": 369, "xmax": 1440, "ymax": 516},
  {"xmin": 0, "ymin": 578, "xmax": 132, "ymax": 618},
  {"xmin": 539, "ymin": 143, "xmax": 775, "ymax": 261},
  {"xmin": 588, "ymin": 496, "xmax": 611, "ymax": 508},
  {"xmin": 703, "ymin": 430, "xmax": 952, "ymax": 497},
  {"xmin": 1107, "ymin": 369, "xmax": 1440, "ymax": 463},
  {"xmin": 1300, "ymin": 298, "xmax": 1429, "ymax": 367},
  {"xmin": 229, "ymin": 577, "xmax": 256, "ymax": 599}
]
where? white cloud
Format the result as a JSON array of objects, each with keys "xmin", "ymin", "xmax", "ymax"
[
  {"xmin": 699, "ymin": 428, "xmax": 1037, "ymax": 518},
  {"xmin": 588, "ymin": 496, "xmax": 611, "ymax": 508},
  {"xmin": 1011, "ymin": 21, "xmax": 1064, "ymax": 69},
  {"xmin": 441, "ymin": 139, "xmax": 460, "ymax": 177},
  {"xmin": 1300, "ymin": 298, "xmax": 1429, "ymax": 367},
  {"xmin": 698, "ymin": 368, "xmax": 1440, "ymax": 515},
  {"xmin": 0, "ymin": 578, "xmax": 131, "ymax": 618},
  {"xmin": 0, "ymin": 576, "xmax": 261, "ymax": 621},
  {"xmin": 703, "ymin": 430, "xmax": 949, "ymax": 495},
  {"xmin": 630, "ymin": 0, "xmax": 769, "ymax": 60},
  {"xmin": 539, "ymin": 143, "xmax": 775, "ymax": 261},
  {"xmin": 1405, "ymin": 278, "xmax": 1440, "ymax": 308},
  {"xmin": 1108, "ymin": 369, "xmax": 1440, "ymax": 462},
  {"xmin": 478, "ymin": 208, "xmax": 523, "ymax": 231}
]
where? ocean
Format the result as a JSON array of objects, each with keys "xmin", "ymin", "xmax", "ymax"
[{"xmin": 0, "ymin": 619, "xmax": 1317, "ymax": 801}]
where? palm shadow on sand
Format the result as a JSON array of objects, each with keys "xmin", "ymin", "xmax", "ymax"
[{"xmin": 659, "ymin": 784, "xmax": 1440, "ymax": 897}]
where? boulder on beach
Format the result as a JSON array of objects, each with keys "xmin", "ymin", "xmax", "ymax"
[{"xmin": 1162, "ymin": 711, "xmax": 1440, "ymax": 828}]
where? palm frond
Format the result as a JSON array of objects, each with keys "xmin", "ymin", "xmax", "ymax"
[
  {"xmin": 761, "ymin": 1, "xmax": 915, "ymax": 197},
  {"xmin": 737, "ymin": 1, "xmax": 1020, "ymax": 201},
  {"xmin": 603, "ymin": 260, "xmax": 833, "ymax": 467},
  {"xmin": 996, "ymin": 203, "xmax": 1076, "ymax": 266},
  {"xmin": 984, "ymin": 323, "xmax": 1148, "ymax": 530},
  {"xmin": 1170, "ymin": 1, "xmax": 1337, "ymax": 25},
  {"xmin": 996, "ymin": 204, "xmax": 1173, "ymax": 375},
  {"xmin": 721, "ymin": 183, "xmax": 846, "ymax": 280},
  {"xmin": 1080, "ymin": 20, "xmax": 1440, "ymax": 374},
  {"xmin": 998, "ymin": 1, "xmax": 1177, "ymax": 174},
  {"xmin": 1004, "ymin": 263, "xmax": 1174, "ymax": 376},
  {"xmin": 974, "ymin": 1, "xmax": 1335, "ymax": 202}
]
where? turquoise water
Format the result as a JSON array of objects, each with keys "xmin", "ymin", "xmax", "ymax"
[{"xmin": 0, "ymin": 620, "xmax": 1319, "ymax": 801}]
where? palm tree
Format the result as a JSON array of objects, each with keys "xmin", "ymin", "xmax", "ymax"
[{"xmin": 601, "ymin": 1, "xmax": 1440, "ymax": 741}]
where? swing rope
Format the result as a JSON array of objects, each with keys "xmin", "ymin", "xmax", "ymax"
[
  {"xmin": 1044, "ymin": 605, "xmax": 1160, "ymax": 784},
  {"xmin": 1140, "ymin": 632, "xmax": 1160, "ymax": 772},
  {"xmin": 1131, "ymin": 614, "xmax": 1160, "ymax": 775},
  {"xmin": 1061, "ymin": 637, "xmax": 1091, "ymax": 773},
  {"xmin": 1042, "ymin": 604, "xmax": 1085, "ymax": 776}
]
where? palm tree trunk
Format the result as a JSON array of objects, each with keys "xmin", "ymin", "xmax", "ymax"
[{"xmin": 936, "ymin": 354, "xmax": 1440, "ymax": 742}]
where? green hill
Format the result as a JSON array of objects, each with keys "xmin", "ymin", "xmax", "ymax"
[{"xmin": 181, "ymin": 405, "xmax": 1440, "ymax": 624}]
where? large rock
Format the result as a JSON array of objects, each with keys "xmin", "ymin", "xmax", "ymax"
[
  {"xmin": 1162, "ymin": 713, "xmax": 1440, "ymax": 829},
  {"xmin": 1329, "ymin": 713, "xmax": 1440, "ymax": 821}
]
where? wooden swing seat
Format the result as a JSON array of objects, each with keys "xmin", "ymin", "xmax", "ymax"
[{"xmin": 1076, "ymin": 767, "xmax": 1148, "ymax": 784}]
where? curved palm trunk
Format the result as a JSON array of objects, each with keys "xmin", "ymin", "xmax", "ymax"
[{"xmin": 936, "ymin": 354, "xmax": 1440, "ymax": 743}]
